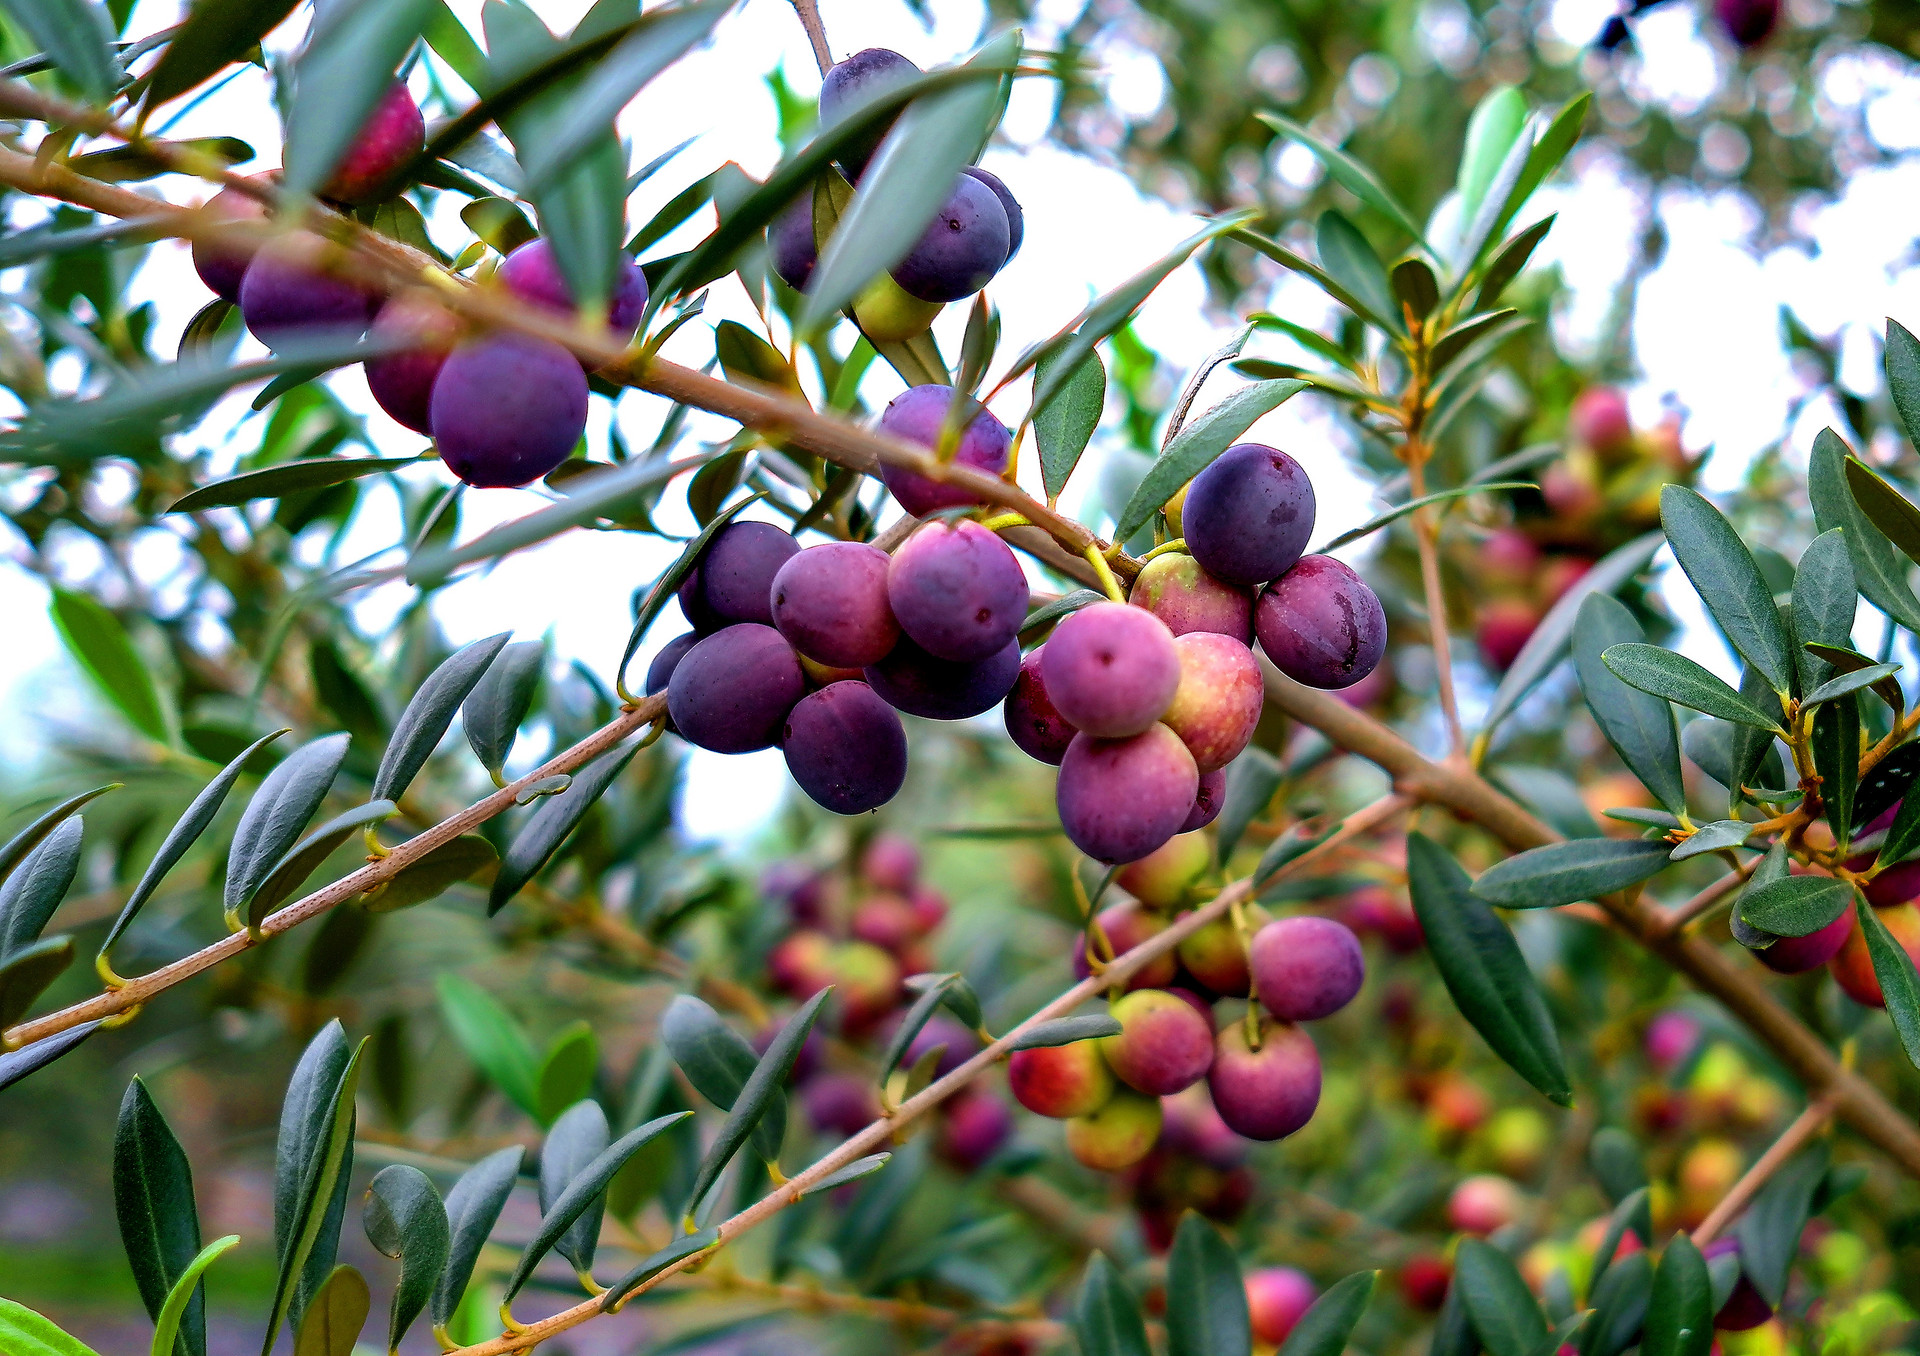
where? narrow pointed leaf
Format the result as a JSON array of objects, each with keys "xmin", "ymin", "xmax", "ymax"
[
  {"xmin": 1809, "ymin": 428, "xmax": 1920, "ymax": 632},
  {"xmin": 283, "ymin": 0, "xmax": 440, "ymax": 197},
  {"xmin": 1035, "ymin": 347, "xmax": 1106, "ymax": 501},
  {"xmin": 877, "ymin": 976, "xmax": 957, "ymax": 1088},
  {"xmin": 1581, "ymin": 1249, "xmax": 1651, "ymax": 1356},
  {"xmin": 535, "ymin": 1022, "xmax": 598, "ymax": 1127},
  {"xmin": 800, "ymin": 1153, "xmax": 892, "ymax": 1196},
  {"xmin": 1114, "ymin": 380, "xmax": 1308, "ymax": 544},
  {"xmin": 0, "ymin": 1301, "xmax": 99, "ymax": 1356},
  {"xmin": 263, "ymin": 1036, "xmax": 366, "ymax": 1356},
  {"xmin": 1792, "ymin": 529, "xmax": 1856, "ymax": 691},
  {"xmin": 373, "ymin": 634, "xmax": 512, "ymax": 803},
  {"xmin": 1804, "ymin": 664, "xmax": 1897, "ymax": 708},
  {"xmin": 115, "ymin": 1078, "xmax": 205, "ymax": 1356},
  {"xmin": 1256, "ymin": 111, "xmax": 1429, "ymax": 246},
  {"xmin": 537, "ymin": 1100, "xmax": 609, "ymax": 1276},
  {"xmin": 1668, "ymin": 819, "xmax": 1750, "ymax": 861},
  {"xmin": 1406, "ymin": 833, "xmax": 1571, "ymax": 1105},
  {"xmin": 684, "ymin": 988, "xmax": 831, "ymax": 1209},
  {"xmin": 659, "ymin": 994, "xmax": 787, "ymax": 1166},
  {"xmin": 1314, "ymin": 210, "xmax": 1401, "ymax": 334},
  {"xmin": 1457, "ymin": 1239, "xmax": 1548, "ymax": 1356},
  {"xmin": 148, "ymin": 1238, "xmax": 239, "ymax": 1356},
  {"xmin": 248, "ymin": 800, "xmax": 397, "ymax": 931},
  {"xmin": 225, "ymin": 735, "xmax": 350, "ymax": 923},
  {"xmin": 0, "ymin": 936, "xmax": 73, "ymax": 1028},
  {"xmin": 1732, "ymin": 1144, "xmax": 1826, "ymax": 1308},
  {"xmin": 430, "ymin": 1146, "xmax": 524, "ymax": 1328},
  {"xmin": 1167, "ymin": 1213, "xmax": 1250, "ymax": 1356},
  {"xmin": 1009, "ymin": 1013, "xmax": 1122, "ymax": 1050},
  {"xmin": 0, "ymin": 785, "xmax": 114, "ymax": 897},
  {"xmin": 1315, "ymin": 483, "xmax": 1534, "ymax": 555},
  {"xmin": 1844, "ymin": 455, "xmax": 1920, "ymax": 567},
  {"xmin": 1073, "ymin": 1252, "xmax": 1152, "ymax": 1356},
  {"xmin": 599, "ymin": 1228, "xmax": 719, "ymax": 1308},
  {"xmin": 1471, "ymin": 839, "xmax": 1671, "ymax": 908},
  {"xmin": 1475, "ymin": 215, "xmax": 1556, "ymax": 309},
  {"xmin": 436, "ymin": 973, "xmax": 540, "ymax": 1117},
  {"xmin": 167, "ymin": 457, "xmax": 422, "ymax": 514},
  {"xmin": 1216, "ymin": 747, "xmax": 1282, "ymax": 863},
  {"xmin": 0, "ymin": 0, "xmax": 115, "ymax": 103},
  {"xmin": 1812, "ymin": 695, "xmax": 1860, "ymax": 844},
  {"xmin": 1457, "ymin": 87, "xmax": 1530, "ymax": 222},
  {"xmin": 362, "ymin": 1165, "xmax": 448, "ymax": 1355},
  {"xmin": 144, "ymin": 0, "xmax": 300, "ymax": 108},
  {"xmin": 50, "ymin": 588, "xmax": 170, "ymax": 743},
  {"xmin": 613, "ymin": 491, "xmax": 766, "ymax": 698},
  {"xmin": 1642, "ymin": 1235, "xmax": 1711, "ymax": 1356},
  {"xmin": 1661, "ymin": 486, "xmax": 1794, "ymax": 693},
  {"xmin": 1497, "ymin": 95, "xmax": 1589, "ymax": 242},
  {"xmin": 488, "ymin": 742, "xmax": 640, "ymax": 914},
  {"xmin": 1858, "ymin": 897, "xmax": 1920, "ymax": 1069},
  {"xmin": 363, "ymin": 834, "xmax": 496, "ymax": 913},
  {"xmin": 1602, "ymin": 645, "xmax": 1781, "ymax": 731},
  {"xmin": 901, "ymin": 971, "xmax": 984, "ymax": 1030},
  {"xmin": 0, "ymin": 819, "xmax": 83, "ymax": 959},
  {"xmin": 1276, "ymin": 1270, "xmax": 1376, "ymax": 1356},
  {"xmin": 0, "ymin": 1021, "xmax": 101, "ymax": 1092}
]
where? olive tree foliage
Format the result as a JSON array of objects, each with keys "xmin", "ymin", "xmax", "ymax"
[{"xmin": 1, "ymin": 1, "xmax": 1919, "ymax": 1355}]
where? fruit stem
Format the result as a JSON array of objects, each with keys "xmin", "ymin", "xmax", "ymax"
[
  {"xmin": 978, "ymin": 512, "xmax": 1031, "ymax": 533},
  {"xmin": 1082, "ymin": 544, "xmax": 1125, "ymax": 602},
  {"xmin": 1139, "ymin": 537, "xmax": 1187, "ymax": 563}
]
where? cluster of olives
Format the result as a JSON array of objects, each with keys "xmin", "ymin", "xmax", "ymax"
[
  {"xmin": 771, "ymin": 48, "xmax": 1025, "ymax": 341},
  {"xmin": 1009, "ymin": 833, "xmax": 1365, "ymax": 1171}
]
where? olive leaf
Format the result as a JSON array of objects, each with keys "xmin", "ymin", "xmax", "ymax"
[
  {"xmin": 1008, "ymin": 1013, "xmax": 1122, "ymax": 1050},
  {"xmin": 682, "ymin": 988, "xmax": 832, "ymax": 1214},
  {"xmin": 430, "ymin": 1146, "xmax": 524, "ymax": 1329},
  {"xmin": 1034, "ymin": 347, "xmax": 1106, "ymax": 501},
  {"xmin": 247, "ymin": 800, "xmax": 397, "ymax": 933},
  {"xmin": 1809, "ymin": 428, "xmax": 1920, "ymax": 632},
  {"xmin": 225, "ymin": 735, "xmax": 350, "ymax": 926},
  {"xmin": 1660, "ymin": 486, "xmax": 1796, "ymax": 695},
  {"xmin": 1641, "ymin": 1236, "xmax": 1712, "ymax": 1356},
  {"xmin": 114, "ymin": 1078, "xmax": 205, "ymax": 1356},
  {"xmin": 1456, "ymin": 1239, "xmax": 1548, "ymax": 1356},
  {"xmin": 1114, "ymin": 379, "xmax": 1310, "ymax": 545},
  {"xmin": 0, "ymin": 818, "xmax": 83, "ymax": 960},
  {"xmin": 373, "ymin": 633, "xmax": 513, "ymax": 803},
  {"xmin": 264, "ymin": 1028, "xmax": 366, "ymax": 1355},
  {"xmin": 659, "ymin": 993, "xmax": 788, "ymax": 1167},
  {"xmin": 436, "ymin": 973, "xmax": 541, "ymax": 1117},
  {"xmin": 1602, "ymin": 645, "xmax": 1782, "ymax": 732},
  {"xmin": 143, "ymin": 0, "xmax": 298, "ymax": 110},
  {"xmin": 0, "ymin": 1020, "xmax": 102, "ymax": 1093},
  {"xmin": 1470, "ymin": 839, "xmax": 1672, "ymax": 909},
  {"xmin": 362, "ymin": 1165, "xmax": 449, "ymax": 1353},
  {"xmin": 1167, "ymin": 1213, "xmax": 1251, "ymax": 1356},
  {"xmin": 148, "ymin": 1237, "xmax": 240, "ymax": 1356},
  {"xmin": 1276, "ymin": 1270, "xmax": 1376, "ymax": 1356},
  {"xmin": 50, "ymin": 588, "xmax": 172, "ymax": 744},
  {"xmin": 489, "ymin": 742, "xmax": 641, "ymax": 914}
]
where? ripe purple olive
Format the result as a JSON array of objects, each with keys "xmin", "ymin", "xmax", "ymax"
[
  {"xmin": 1754, "ymin": 900, "xmax": 1853, "ymax": 974},
  {"xmin": 888, "ymin": 519, "xmax": 1029, "ymax": 663},
  {"xmin": 1056, "ymin": 724, "xmax": 1200, "ymax": 864},
  {"xmin": 769, "ymin": 197, "xmax": 817, "ymax": 291},
  {"xmin": 939, "ymin": 1088, "xmax": 1013, "ymax": 1171},
  {"xmin": 191, "ymin": 177, "xmax": 272, "ymax": 301},
  {"xmin": 1207, "ymin": 1018, "xmax": 1321, "ymax": 1140},
  {"xmin": 497, "ymin": 237, "xmax": 649, "ymax": 345},
  {"xmin": 237, "ymin": 235, "xmax": 380, "ymax": 349},
  {"xmin": 861, "ymin": 834, "xmax": 920, "ymax": 892},
  {"xmin": 865, "ymin": 636, "xmax": 1021, "ymax": 720},
  {"xmin": 874, "ymin": 385, "xmax": 1012, "ymax": 515},
  {"xmin": 665, "ymin": 623, "xmax": 805, "ymax": 753},
  {"xmin": 1183, "ymin": 769, "xmax": 1226, "ymax": 832},
  {"xmin": 962, "ymin": 165, "xmax": 1023, "ymax": 259},
  {"xmin": 891, "ymin": 173, "xmax": 1011, "ymax": 304},
  {"xmin": 1042, "ymin": 602, "xmax": 1182, "ymax": 739},
  {"xmin": 1160, "ymin": 632, "xmax": 1263, "ymax": 772},
  {"xmin": 1256, "ymin": 555, "xmax": 1388, "ymax": 690},
  {"xmin": 1251, "ymin": 915, "xmax": 1365, "ymax": 1021},
  {"xmin": 429, "ymin": 334, "xmax": 588, "ymax": 488},
  {"xmin": 781, "ymin": 681, "xmax": 909, "ymax": 814},
  {"xmin": 770, "ymin": 541, "xmax": 900, "ymax": 668},
  {"xmin": 817, "ymin": 47, "xmax": 922, "ymax": 176},
  {"xmin": 363, "ymin": 295, "xmax": 460, "ymax": 434},
  {"xmin": 1100, "ymin": 989, "xmax": 1216, "ymax": 1096},
  {"xmin": 1182, "ymin": 443, "xmax": 1316, "ymax": 586},
  {"xmin": 1129, "ymin": 552, "xmax": 1253, "ymax": 643},
  {"xmin": 683, "ymin": 521, "xmax": 800, "ymax": 628},
  {"xmin": 322, "ymin": 82, "xmax": 425, "ymax": 203},
  {"xmin": 645, "ymin": 632, "xmax": 699, "ymax": 697},
  {"xmin": 1003, "ymin": 649, "xmax": 1078, "ymax": 765},
  {"xmin": 1065, "ymin": 1087, "xmax": 1162, "ymax": 1170},
  {"xmin": 1008, "ymin": 1039, "xmax": 1114, "ymax": 1118}
]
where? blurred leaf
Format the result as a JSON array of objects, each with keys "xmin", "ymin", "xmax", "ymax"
[
  {"xmin": 536, "ymin": 1022, "xmax": 599, "ymax": 1127},
  {"xmin": 0, "ymin": 937, "xmax": 74, "ymax": 1029},
  {"xmin": 659, "ymin": 993, "xmax": 786, "ymax": 1166},
  {"xmin": 1810, "ymin": 428, "xmax": 1920, "ymax": 632},
  {"xmin": 1589, "ymin": 1128, "xmax": 1647, "ymax": 1205},
  {"xmin": 878, "ymin": 975, "xmax": 957, "ymax": 1088},
  {"xmin": 1889, "ymin": 319, "xmax": 1920, "ymax": 447},
  {"xmin": 462, "ymin": 640, "xmax": 546, "ymax": 782},
  {"xmin": 901, "ymin": 971, "xmax": 984, "ymax": 1030},
  {"xmin": 264, "ymin": 1030, "xmax": 365, "ymax": 1356},
  {"xmin": 800, "ymin": 1153, "xmax": 892, "ymax": 1196},
  {"xmin": 629, "ymin": 167, "xmax": 715, "ymax": 254},
  {"xmin": 1430, "ymin": 309, "xmax": 1520, "ymax": 374},
  {"xmin": 147, "ymin": 1238, "xmax": 239, "ymax": 1356},
  {"xmin": 1315, "ymin": 482, "xmax": 1532, "ymax": 555},
  {"xmin": 1073, "ymin": 1252, "xmax": 1152, "ymax": 1356},
  {"xmin": 1276, "ymin": 1270, "xmax": 1376, "ymax": 1356},
  {"xmin": 488, "ymin": 742, "xmax": 640, "ymax": 914},
  {"xmin": 1167, "ymin": 1214, "xmax": 1250, "ymax": 1356},
  {"xmin": 715, "ymin": 320, "xmax": 801, "ymax": 393},
  {"xmin": 0, "ymin": 217, "xmax": 164, "ymax": 266},
  {"xmin": 291, "ymin": 1266, "xmax": 367, "ymax": 1356},
  {"xmin": 364, "ymin": 834, "xmax": 496, "ymax": 913},
  {"xmin": 1391, "ymin": 256, "xmax": 1439, "ymax": 319},
  {"xmin": 1008, "ymin": 1014, "xmax": 1121, "ymax": 1051},
  {"xmin": 170, "ymin": 457, "xmax": 423, "ymax": 515},
  {"xmin": 283, "ymin": 0, "xmax": 438, "ymax": 197},
  {"xmin": 1471, "ymin": 840, "xmax": 1671, "ymax": 909},
  {"xmin": 1314, "ymin": 210, "xmax": 1401, "ymax": 334},
  {"xmin": 246, "ymin": 800, "xmax": 395, "ymax": 932},
  {"xmin": 1811, "ymin": 695, "xmax": 1860, "ymax": 844},
  {"xmin": 1457, "ymin": 1239, "xmax": 1548, "ymax": 1356},
  {"xmin": 1407, "ymin": 833, "xmax": 1571, "ymax": 1105},
  {"xmin": 1492, "ymin": 95, "xmax": 1588, "ymax": 253},
  {"xmin": 224, "ymin": 735, "xmax": 350, "ymax": 926},
  {"xmin": 143, "ymin": 0, "xmax": 296, "ymax": 108},
  {"xmin": 0, "ymin": 1020, "xmax": 102, "ymax": 1092},
  {"xmin": 1641, "ymin": 1236, "xmax": 1711, "ymax": 1356},
  {"xmin": 1661, "ymin": 486, "xmax": 1794, "ymax": 694},
  {"xmin": 0, "ymin": 819, "xmax": 82, "ymax": 960},
  {"xmin": 436, "ymin": 973, "xmax": 540, "ymax": 1117},
  {"xmin": 114, "ymin": 1078, "xmax": 205, "ymax": 1356},
  {"xmin": 1115, "ymin": 379, "xmax": 1307, "ymax": 545},
  {"xmin": 422, "ymin": 1, "xmax": 488, "ymax": 88},
  {"xmin": 1456, "ymin": 87, "xmax": 1530, "ymax": 224},
  {"xmin": 599, "ymin": 1227, "xmax": 718, "ymax": 1307},
  {"xmin": 684, "ymin": 987, "xmax": 829, "ymax": 1210},
  {"xmin": 1451, "ymin": 126, "xmax": 1532, "ymax": 279},
  {"xmin": 1255, "ymin": 819, "xmax": 1342, "ymax": 893},
  {"xmin": 70, "ymin": 137, "xmax": 254, "ymax": 182},
  {"xmin": 50, "ymin": 588, "xmax": 170, "ymax": 743},
  {"xmin": 362, "ymin": 1165, "xmax": 449, "ymax": 1354},
  {"xmin": 0, "ymin": 1300, "xmax": 101, "ymax": 1356},
  {"xmin": 460, "ymin": 196, "xmax": 538, "ymax": 254},
  {"xmin": 1733, "ymin": 1144, "xmax": 1826, "ymax": 1308},
  {"xmin": 372, "ymin": 633, "xmax": 512, "ymax": 803},
  {"xmin": 0, "ymin": 0, "xmax": 115, "ymax": 103},
  {"xmin": 1475, "ymin": 215, "xmax": 1556, "ymax": 309},
  {"xmin": 1582, "ymin": 1247, "xmax": 1651, "ymax": 1356},
  {"xmin": 1232, "ymin": 228, "xmax": 1388, "ymax": 339},
  {"xmin": 1256, "ymin": 111, "xmax": 1428, "ymax": 247},
  {"xmin": 1602, "ymin": 645, "xmax": 1781, "ymax": 731},
  {"xmin": 1216, "ymin": 747, "xmax": 1281, "ymax": 863},
  {"xmin": 1248, "ymin": 311, "xmax": 1359, "ymax": 373},
  {"xmin": 430, "ymin": 1146, "xmax": 524, "ymax": 1328},
  {"xmin": 519, "ymin": 0, "xmax": 732, "ymax": 195},
  {"xmin": 1859, "ymin": 897, "xmax": 1920, "ymax": 1069}
]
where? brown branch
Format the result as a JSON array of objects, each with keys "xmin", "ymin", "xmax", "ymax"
[
  {"xmin": 787, "ymin": 0, "xmax": 833, "ymax": 75},
  {"xmin": 1691, "ymin": 1094, "xmax": 1837, "ymax": 1246}
]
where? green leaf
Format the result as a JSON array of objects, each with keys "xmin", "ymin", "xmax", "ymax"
[
  {"xmin": 1812, "ymin": 695, "xmax": 1860, "ymax": 844},
  {"xmin": 282, "ymin": 0, "xmax": 438, "ymax": 196},
  {"xmin": 1471, "ymin": 839, "xmax": 1671, "ymax": 909},
  {"xmin": 1810, "ymin": 428, "xmax": 1920, "ymax": 633},
  {"xmin": 99, "ymin": 730, "xmax": 285, "ymax": 970},
  {"xmin": 1406, "ymin": 833, "xmax": 1571, "ymax": 1105},
  {"xmin": 1566, "ymin": 598, "xmax": 1687, "ymax": 812},
  {"xmin": 114, "ymin": 1078, "xmax": 205, "ymax": 1356},
  {"xmin": 797, "ymin": 32, "xmax": 1020, "ymax": 336},
  {"xmin": 0, "ymin": 786, "xmax": 113, "ymax": 904},
  {"xmin": 1805, "ymin": 663, "xmax": 1898, "ymax": 709},
  {"xmin": 224, "ymin": 735, "xmax": 350, "ymax": 926},
  {"xmin": 436, "ymin": 973, "xmax": 540, "ymax": 1117},
  {"xmin": 505, "ymin": 1109, "xmax": 691, "ymax": 1298},
  {"xmin": 292, "ymin": 1265, "xmax": 367, "ymax": 1356},
  {"xmin": 0, "ymin": 1301, "xmax": 100, "ymax": 1356},
  {"xmin": 1486, "ymin": 534, "xmax": 1665, "ymax": 752},
  {"xmin": 1035, "ymin": 347, "xmax": 1107, "ymax": 501},
  {"xmin": 1314, "ymin": 483, "xmax": 1534, "ymax": 556},
  {"xmin": 0, "ymin": 936, "xmax": 73, "ymax": 1028},
  {"xmin": 877, "ymin": 976, "xmax": 959, "ymax": 1089},
  {"xmin": 362, "ymin": 1165, "xmax": 449, "ymax": 1355},
  {"xmin": 599, "ymin": 1227, "xmax": 719, "ymax": 1308},
  {"xmin": 1429, "ymin": 309, "xmax": 1521, "ymax": 375},
  {"xmin": 143, "ymin": 0, "xmax": 297, "ymax": 107},
  {"xmin": 1457, "ymin": 87, "xmax": 1531, "ymax": 225},
  {"xmin": 264, "ymin": 1031, "xmax": 367, "ymax": 1356},
  {"xmin": 659, "ymin": 993, "xmax": 786, "ymax": 1165},
  {"xmin": 1474, "ymin": 215, "xmax": 1556, "ymax": 310},
  {"xmin": 1660, "ymin": 486, "xmax": 1795, "ymax": 694},
  {"xmin": 901, "ymin": 971, "xmax": 985, "ymax": 1030},
  {"xmin": 407, "ymin": 452, "xmax": 711, "ymax": 586},
  {"xmin": 537, "ymin": 1100, "xmax": 610, "ymax": 1276},
  {"xmin": 1642, "ymin": 1236, "xmax": 1712, "ymax": 1356},
  {"xmin": 519, "ymin": 0, "xmax": 732, "ymax": 194},
  {"xmin": 1792, "ymin": 529, "xmax": 1857, "ymax": 692},
  {"xmin": 1022, "ymin": 589, "xmax": 1106, "ymax": 640},
  {"xmin": 147, "ymin": 1238, "xmax": 238, "ymax": 1356},
  {"xmin": 1008, "ymin": 1013, "xmax": 1123, "ymax": 1051},
  {"xmin": 1451, "ymin": 126, "xmax": 1534, "ymax": 279},
  {"xmin": 460, "ymin": 641, "xmax": 545, "ymax": 782},
  {"xmin": 373, "ymin": 634, "xmax": 512, "ymax": 803},
  {"xmin": 1272, "ymin": 1271, "xmax": 1374, "ymax": 1356},
  {"xmin": 1494, "ymin": 95, "xmax": 1589, "ymax": 249},
  {"xmin": 1858, "ymin": 897, "xmax": 1920, "ymax": 1069},
  {"xmin": 1391, "ymin": 256, "xmax": 1440, "ymax": 320},
  {"xmin": 1115, "ymin": 380, "xmax": 1308, "ymax": 549},
  {"xmin": 1845, "ymin": 455, "xmax": 1920, "ymax": 568},
  {"xmin": 69, "ymin": 137, "xmax": 255, "ymax": 183},
  {"xmin": 1732, "ymin": 1144, "xmax": 1827, "ymax": 1308},
  {"xmin": 1603, "ymin": 644, "xmax": 1782, "ymax": 731},
  {"xmin": 0, "ymin": 0, "xmax": 115, "ymax": 103},
  {"xmin": 363, "ymin": 834, "xmax": 496, "ymax": 913},
  {"xmin": 1256, "ymin": 111, "xmax": 1429, "ymax": 247},
  {"xmin": 1217, "ymin": 747, "xmax": 1282, "ymax": 863},
  {"xmin": 1231, "ymin": 228, "xmax": 1390, "ymax": 338},
  {"xmin": 1581, "ymin": 1249, "xmax": 1652, "ymax": 1356},
  {"xmin": 247, "ymin": 800, "xmax": 397, "ymax": 933},
  {"xmin": 1805, "ymin": 643, "xmax": 1904, "ymax": 718},
  {"xmin": 613, "ymin": 491, "xmax": 765, "ymax": 700},
  {"xmin": 0, "ymin": 1020, "xmax": 102, "ymax": 1093},
  {"xmin": 1314, "ymin": 210, "xmax": 1401, "ymax": 333},
  {"xmin": 1255, "ymin": 819, "xmax": 1343, "ymax": 894},
  {"xmin": 0, "ymin": 815, "xmax": 80, "ymax": 964},
  {"xmin": 536, "ymin": 1021, "xmax": 598, "ymax": 1128},
  {"xmin": 167, "ymin": 456, "xmax": 422, "ymax": 514},
  {"xmin": 683, "ymin": 988, "xmax": 830, "ymax": 1212},
  {"xmin": 1167, "ymin": 1213, "xmax": 1251, "ymax": 1356},
  {"xmin": 1456, "ymin": 1239, "xmax": 1548, "ymax": 1356},
  {"xmin": 1668, "ymin": 819, "xmax": 1751, "ymax": 861},
  {"xmin": 430, "ymin": 1146, "xmax": 524, "ymax": 1328},
  {"xmin": 50, "ymin": 588, "xmax": 171, "ymax": 743},
  {"xmin": 800, "ymin": 1153, "xmax": 893, "ymax": 1197},
  {"xmin": 488, "ymin": 742, "xmax": 640, "ymax": 914},
  {"xmin": 714, "ymin": 320, "xmax": 800, "ymax": 393},
  {"xmin": 1590, "ymin": 1128, "xmax": 1647, "ymax": 1205},
  {"xmin": 1073, "ymin": 1252, "xmax": 1152, "ymax": 1356}
]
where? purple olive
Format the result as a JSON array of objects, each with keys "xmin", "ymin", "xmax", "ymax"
[
  {"xmin": 891, "ymin": 174, "xmax": 1011, "ymax": 303},
  {"xmin": 1041, "ymin": 602, "xmax": 1182, "ymax": 738},
  {"xmin": 782, "ymin": 681, "xmax": 909, "ymax": 814},
  {"xmin": 363, "ymin": 295, "xmax": 460, "ymax": 434},
  {"xmin": 770, "ymin": 196, "xmax": 817, "ymax": 291},
  {"xmin": 645, "ymin": 633, "xmax": 699, "ymax": 697},
  {"xmin": 818, "ymin": 48, "xmax": 922, "ymax": 176},
  {"xmin": 1183, "ymin": 443, "xmax": 1316, "ymax": 586},
  {"xmin": 1182, "ymin": 769, "xmax": 1226, "ymax": 832},
  {"xmin": 429, "ymin": 334, "xmax": 588, "ymax": 488},
  {"xmin": 865, "ymin": 636, "xmax": 1020, "ymax": 720},
  {"xmin": 322, "ymin": 82, "xmax": 425, "ymax": 204},
  {"xmin": 1056, "ymin": 724, "xmax": 1199, "ymax": 864},
  {"xmin": 1251, "ymin": 916, "xmax": 1365, "ymax": 1021},
  {"xmin": 497, "ymin": 237, "xmax": 649, "ymax": 345},
  {"xmin": 874, "ymin": 385, "xmax": 1012, "ymax": 515},
  {"xmin": 1004, "ymin": 648, "xmax": 1078, "ymax": 765},
  {"xmin": 887, "ymin": 519, "xmax": 1029, "ymax": 662},
  {"xmin": 684, "ymin": 521, "xmax": 800, "ymax": 627},
  {"xmin": 191, "ymin": 178, "xmax": 272, "ymax": 302},
  {"xmin": 771, "ymin": 541, "xmax": 900, "ymax": 668},
  {"xmin": 238, "ymin": 235, "xmax": 380, "ymax": 349},
  {"xmin": 1130, "ymin": 552, "xmax": 1252, "ymax": 643},
  {"xmin": 1256, "ymin": 555, "xmax": 1387, "ymax": 690},
  {"xmin": 963, "ymin": 165, "xmax": 1023, "ymax": 260},
  {"xmin": 666, "ymin": 623, "xmax": 806, "ymax": 753},
  {"xmin": 1207, "ymin": 1019, "xmax": 1321, "ymax": 1141}
]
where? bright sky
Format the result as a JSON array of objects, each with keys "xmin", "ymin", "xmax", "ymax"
[{"xmin": 3, "ymin": 0, "xmax": 1920, "ymax": 840}]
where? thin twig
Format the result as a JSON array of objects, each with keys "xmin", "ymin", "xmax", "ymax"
[
  {"xmin": 787, "ymin": 0, "xmax": 833, "ymax": 75},
  {"xmin": 1691, "ymin": 1094, "xmax": 1837, "ymax": 1247},
  {"xmin": 1657, "ymin": 859, "xmax": 1755, "ymax": 939}
]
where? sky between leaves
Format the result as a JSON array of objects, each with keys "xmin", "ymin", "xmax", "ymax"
[{"xmin": 3, "ymin": 0, "xmax": 1920, "ymax": 841}]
